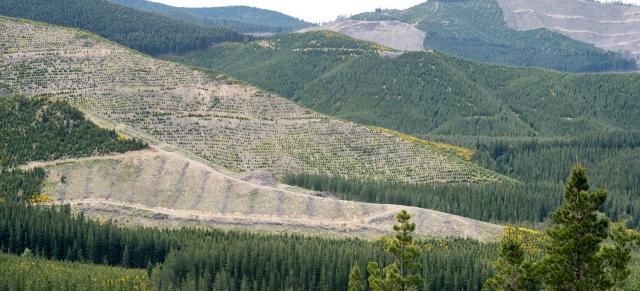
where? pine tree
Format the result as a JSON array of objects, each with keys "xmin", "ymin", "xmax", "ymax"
[
  {"xmin": 483, "ymin": 228, "xmax": 539, "ymax": 290},
  {"xmin": 368, "ymin": 210, "xmax": 423, "ymax": 291},
  {"xmin": 348, "ymin": 264, "xmax": 365, "ymax": 291},
  {"xmin": 540, "ymin": 165, "xmax": 610, "ymax": 290},
  {"xmin": 121, "ymin": 244, "xmax": 130, "ymax": 267},
  {"xmin": 600, "ymin": 220, "xmax": 634, "ymax": 289}
]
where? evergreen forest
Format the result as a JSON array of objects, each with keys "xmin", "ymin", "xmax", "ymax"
[
  {"xmin": 110, "ymin": 0, "xmax": 313, "ymax": 33},
  {"xmin": 0, "ymin": 0, "xmax": 247, "ymax": 56}
]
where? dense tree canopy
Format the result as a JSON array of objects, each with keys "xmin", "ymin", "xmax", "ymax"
[
  {"xmin": 110, "ymin": 0, "xmax": 313, "ymax": 33},
  {"xmin": 0, "ymin": 96, "xmax": 146, "ymax": 169},
  {"xmin": 0, "ymin": 0, "xmax": 247, "ymax": 55}
]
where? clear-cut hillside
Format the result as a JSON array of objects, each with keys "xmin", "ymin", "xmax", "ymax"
[
  {"xmin": 22, "ymin": 148, "xmax": 502, "ymax": 240},
  {"xmin": 299, "ymin": 20, "xmax": 426, "ymax": 51},
  {"xmin": 496, "ymin": 0, "xmax": 640, "ymax": 62},
  {"xmin": 0, "ymin": 17, "xmax": 502, "ymax": 184}
]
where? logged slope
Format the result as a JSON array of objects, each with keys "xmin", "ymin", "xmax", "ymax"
[
  {"xmin": 300, "ymin": 20, "xmax": 425, "ymax": 51},
  {"xmin": 178, "ymin": 32, "xmax": 640, "ymax": 138},
  {"xmin": 496, "ymin": 0, "xmax": 640, "ymax": 63},
  {"xmin": 23, "ymin": 148, "xmax": 502, "ymax": 240},
  {"xmin": 0, "ymin": 0, "xmax": 246, "ymax": 56},
  {"xmin": 110, "ymin": 0, "xmax": 313, "ymax": 33},
  {"xmin": 348, "ymin": 0, "xmax": 637, "ymax": 72},
  {"xmin": 0, "ymin": 17, "xmax": 502, "ymax": 184}
]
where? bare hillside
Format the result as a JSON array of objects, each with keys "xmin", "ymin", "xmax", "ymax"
[
  {"xmin": 300, "ymin": 20, "xmax": 425, "ymax": 51},
  {"xmin": 24, "ymin": 148, "xmax": 502, "ymax": 240},
  {"xmin": 497, "ymin": 0, "xmax": 640, "ymax": 62},
  {"xmin": 0, "ymin": 17, "xmax": 502, "ymax": 184}
]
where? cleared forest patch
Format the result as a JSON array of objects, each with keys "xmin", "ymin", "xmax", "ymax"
[
  {"xmin": 300, "ymin": 20, "xmax": 425, "ymax": 51},
  {"xmin": 28, "ymin": 148, "xmax": 502, "ymax": 241}
]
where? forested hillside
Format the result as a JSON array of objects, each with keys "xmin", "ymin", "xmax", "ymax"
[
  {"xmin": 0, "ymin": 0, "xmax": 247, "ymax": 55},
  {"xmin": 350, "ymin": 0, "xmax": 637, "ymax": 72},
  {"xmin": 178, "ymin": 32, "xmax": 640, "ymax": 226},
  {"xmin": 0, "ymin": 96, "xmax": 146, "ymax": 169},
  {"xmin": 110, "ymin": 0, "xmax": 313, "ymax": 33},
  {"xmin": 178, "ymin": 32, "xmax": 640, "ymax": 138}
]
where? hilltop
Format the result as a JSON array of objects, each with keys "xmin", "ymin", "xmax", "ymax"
[
  {"xmin": 0, "ymin": 17, "xmax": 502, "ymax": 184},
  {"xmin": 110, "ymin": 0, "xmax": 314, "ymax": 33},
  {"xmin": 300, "ymin": 20, "xmax": 425, "ymax": 51},
  {"xmin": 308, "ymin": 0, "xmax": 636, "ymax": 72}
]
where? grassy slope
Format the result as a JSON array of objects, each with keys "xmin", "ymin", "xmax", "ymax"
[{"xmin": 351, "ymin": 0, "xmax": 637, "ymax": 73}]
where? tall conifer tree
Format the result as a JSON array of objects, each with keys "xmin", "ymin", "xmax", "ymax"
[
  {"xmin": 348, "ymin": 264, "xmax": 365, "ymax": 291},
  {"xmin": 540, "ymin": 165, "xmax": 610, "ymax": 290},
  {"xmin": 368, "ymin": 210, "xmax": 423, "ymax": 291}
]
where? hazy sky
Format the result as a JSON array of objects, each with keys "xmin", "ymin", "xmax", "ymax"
[{"xmin": 152, "ymin": 0, "xmax": 640, "ymax": 23}]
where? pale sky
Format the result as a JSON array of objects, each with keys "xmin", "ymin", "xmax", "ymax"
[{"xmin": 152, "ymin": 0, "xmax": 640, "ymax": 23}]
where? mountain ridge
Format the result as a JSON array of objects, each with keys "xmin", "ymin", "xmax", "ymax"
[
  {"xmin": 0, "ymin": 0, "xmax": 247, "ymax": 56},
  {"xmin": 109, "ymin": 0, "xmax": 314, "ymax": 33}
]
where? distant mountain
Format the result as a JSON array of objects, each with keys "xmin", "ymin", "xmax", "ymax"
[
  {"xmin": 496, "ymin": 0, "xmax": 640, "ymax": 63},
  {"xmin": 110, "ymin": 0, "xmax": 314, "ymax": 33},
  {"xmin": 311, "ymin": 0, "xmax": 636, "ymax": 73},
  {"xmin": 0, "ymin": 0, "xmax": 247, "ymax": 56}
]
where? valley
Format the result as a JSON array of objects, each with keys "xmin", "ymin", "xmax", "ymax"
[{"xmin": 1, "ymin": 0, "xmax": 640, "ymax": 289}]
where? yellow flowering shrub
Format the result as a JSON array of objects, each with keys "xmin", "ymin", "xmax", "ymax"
[
  {"xmin": 28, "ymin": 193, "xmax": 50, "ymax": 204},
  {"xmin": 370, "ymin": 126, "xmax": 474, "ymax": 160},
  {"xmin": 496, "ymin": 226, "xmax": 547, "ymax": 254},
  {"xmin": 116, "ymin": 133, "xmax": 129, "ymax": 142},
  {"xmin": 0, "ymin": 252, "xmax": 149, "ymax": 290}
]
